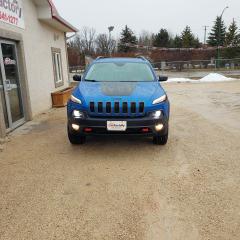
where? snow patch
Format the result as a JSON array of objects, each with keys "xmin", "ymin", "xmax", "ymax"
[
  {"xmin": 167, "ymin": 78, "xmax": 192, "ymax": 83},
  {"xmin": 166, "ymin": 73, "xmax": 237, "ymax": 83},
  {"xmin": 199, "ymin": 73, "xmax": 233, "ymax": 82}
]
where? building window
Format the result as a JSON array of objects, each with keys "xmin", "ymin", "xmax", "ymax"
[{"xmin": 51, "ymin": 48, "xmax": 64, "ymax": 88}]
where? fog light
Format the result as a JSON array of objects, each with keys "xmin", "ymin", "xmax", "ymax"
[
  {"xmin": 155, "ymin": 124, "xmax": 164, "ymax": 131},
  {"xmin": 72, "ymin": 124, "xmax": 80, "ymax": 131}
]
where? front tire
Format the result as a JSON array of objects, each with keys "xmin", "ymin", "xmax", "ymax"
[
  {"xmin": 153, "ymin": 132, "xmax": 168, "ymax": 145},
  {"xmin": 68, "ymin": 127, "xmax": 86, "ymax": 145}
]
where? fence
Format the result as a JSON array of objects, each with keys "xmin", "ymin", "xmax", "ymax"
[
  {"xmin": 69, "ymin": 65, "xmax": 85, "ymax": 73},
  {"xmin": 153, "ymin": 58, "xmax": 240, "ymax": 79},
  {"xmin": 69, "ymin": 58, "xmax": 240, "ymax": 79},
  {"xmin": 152, "ymin": 58, "xmax": 240, "ymax": 71}
]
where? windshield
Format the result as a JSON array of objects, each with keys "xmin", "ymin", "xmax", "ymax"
[{"xmin": 84, "ymin": 62, "xmax": 155, "ymax": 82}]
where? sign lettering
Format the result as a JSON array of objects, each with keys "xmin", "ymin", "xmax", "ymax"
[{"xmin": 0, "ymin": 0, "xmax": 24, "ymax": 29}]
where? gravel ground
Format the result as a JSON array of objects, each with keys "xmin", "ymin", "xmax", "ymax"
[{"xmin": 0, "ymin": 81, "xmax": 240, "ymax": 240}]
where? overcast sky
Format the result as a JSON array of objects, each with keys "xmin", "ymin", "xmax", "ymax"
[{"xmin": 53, "ymin": 0, "xmax": 240, "ymax": 42}]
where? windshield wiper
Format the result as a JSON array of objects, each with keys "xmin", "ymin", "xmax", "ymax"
[
  {"xmin": 117, "ymin": 81, "xmax": 155, "ymax": 82},
  {"xmin": 84, "ymin": 79, "xmax": 99, "ymax": 82}
]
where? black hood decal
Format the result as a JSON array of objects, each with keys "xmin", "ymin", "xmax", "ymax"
[{"xmin": 101, "ymin": 82, "xmax": 137, "ymax": 96}]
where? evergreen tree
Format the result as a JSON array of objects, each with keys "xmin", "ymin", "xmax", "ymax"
[
  {"xmin": 118, "ymin": 25, "xmax": 137, "ymax": 52},
  {"xmin": 172, "ymin": 35, "xmax": 182, "ymax": 48},
  {"xmin": 181, "ymin": 26, "xmax": 200, "ymax": 48},
  {"xmin": 153, "ymin": 29, "xmax": 170, "ymax": 47},
  {"xmin": 225, "ymin": 19, "xmax": 240, "ymax": 46},
  {"xmin": 223, "ymin": 19, "xmax": 240, "ymax": 59},
  {"xmin": 207, "ymin": 16, "xmax": 226, "ymax": 47},
  {"xmin": 193, "ymin": 37, "xmax": 201, "ymax": 48}
]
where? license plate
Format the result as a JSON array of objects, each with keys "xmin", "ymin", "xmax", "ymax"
[{"xmin": 107, "ymin": 121, "xmax": 127, "ymax": 131}]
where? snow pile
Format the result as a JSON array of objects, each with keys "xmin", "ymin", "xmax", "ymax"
[
  {"xmin": 199, "ymin": 73, "xmax": 233, "ymax": 82},
  {"xmin": 167, "ymin": 78, "xmax": 192, "ymax": 83},
  {"xmin": 166, "ymin": 73, "xmax": 236, "ymax": 83}
]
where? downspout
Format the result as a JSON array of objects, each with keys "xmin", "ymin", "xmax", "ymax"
[{"xmin": 64, "ymin": 33, "xmax": 71, "ymax": 85}]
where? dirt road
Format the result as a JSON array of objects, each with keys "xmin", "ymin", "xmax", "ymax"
[{"xmin": 0, "ymin": 81, "xmax": 240, "ymax": 240}]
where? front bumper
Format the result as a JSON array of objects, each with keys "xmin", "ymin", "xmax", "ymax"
[{"xmin": 68, "ymin": 114, "xmax": 168, "ymax": 136}]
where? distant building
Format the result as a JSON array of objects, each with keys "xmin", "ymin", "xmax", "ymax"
[{"xmin": 0, "ymin": 0, "xmax": 78, "ymax": 138}]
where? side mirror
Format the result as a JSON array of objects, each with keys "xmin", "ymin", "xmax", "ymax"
[
  {"xmin": 73, "ymin": 75, "xmax": 82, "ymax": 82},
  {"xmin": 158, "ymin": 76, "xmax": 168, "ymax": 82}
]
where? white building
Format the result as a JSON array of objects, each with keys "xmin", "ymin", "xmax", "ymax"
[{"xmin": 0, "ymin": 0, "xmax": 77, "ymax": 138}]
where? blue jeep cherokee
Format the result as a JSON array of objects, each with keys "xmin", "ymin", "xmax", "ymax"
[{"xmin": 67, "ymin": 57, "xmax": 170, "ymax": 145}]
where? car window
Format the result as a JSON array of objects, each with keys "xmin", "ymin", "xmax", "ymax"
[{"xmin": 84, "ymin": 62, "xmax": 155, "ymax": 82}]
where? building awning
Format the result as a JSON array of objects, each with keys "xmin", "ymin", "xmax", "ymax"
[{"xmin": 33, "ymin": 0, "xmax": 78, "ymax": 32}]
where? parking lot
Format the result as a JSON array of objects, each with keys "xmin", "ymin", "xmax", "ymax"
[{"xmin": 0, "ymin": 81, "xmax": 240, "ymax": 240}]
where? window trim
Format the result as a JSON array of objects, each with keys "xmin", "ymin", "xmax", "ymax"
[{"xmin": 51, "ymin": 47, "xmax": 64, "ymax": 88}]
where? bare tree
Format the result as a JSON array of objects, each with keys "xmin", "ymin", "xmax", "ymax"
[
  {"xmin": 67, "ymin": 35, "xmax": 86, "ymax": 66},
  {"xmin": 68, "ymin": 35, "xmax": 82, "ymax": 51},
  {"xmin": 95, "ymin": 34, "xmax": 108, "ymax": 55},
  {"xmin": 79, "ymin": 27, "xmax": 96, "ymax": 55},
  {"xmin": 95, "ymin": 33, "xmax": 116, "ymax": 55},
  {"xmin": 68, "ymin": 27, "xmax": 96, "ymax": 55},
  {"xmin": 138, "ymin": 30, "xmax": 154, "ymax": 47}
]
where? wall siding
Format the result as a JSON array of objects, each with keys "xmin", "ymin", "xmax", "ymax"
[{"xmin": 0, "ymin": 0, "xmax": 69, "ymax": 116}]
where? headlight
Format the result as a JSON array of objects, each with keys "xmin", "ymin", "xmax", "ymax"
[
  {"xmin": 72, "ymin": 110, "xmax": 84, "ymax": 118},
  {"xmin": 152, "ymin": 110, "xmax": 162, "ymax": 119},
  {"xmin": 152, "ymin": 95, "xmax": 167, "ymax": 105},
  {"xmin": 71, "ymin": 95, "xmax": 82, "ymax": 104}
]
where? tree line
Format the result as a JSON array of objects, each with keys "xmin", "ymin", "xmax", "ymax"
[{"xmin": 68, "ymin": 16, "xmax": 240, "ymax": 58}]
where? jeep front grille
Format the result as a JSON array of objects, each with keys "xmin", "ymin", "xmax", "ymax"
[
  {"xmin": 106, "ymin": 102, "xmax": 111, "ymax": 113},
  {"xmin": 123, "ymin": 102, "xmax": 128, "ymax": 113},
  {"xmin": 90, "ymin": 102, "xmax": 95, "ymax": 112},
  {"xmin": 89, "ymin": 102, "xmax": 145, "ymax": 115},
  {"xmin": 98, "ymin": 102, "xmax": 103, "ymax": 113},
  {"xmin": 131, "ymin": 102, "xmax": 136, "ymax": 113},
  {"xmin": 139, "ymin": 102, "xmax": 144, "ymax": 113}
]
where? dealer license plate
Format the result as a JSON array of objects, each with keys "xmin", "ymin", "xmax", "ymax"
[{"xmin": 107, "ymin": 121, "xmax": 127, "ymax": 131}]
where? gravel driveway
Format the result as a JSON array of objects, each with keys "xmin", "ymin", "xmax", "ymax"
[{"xmin": 0, "ymin": 81, "xmax": 240, "ymax": 240}]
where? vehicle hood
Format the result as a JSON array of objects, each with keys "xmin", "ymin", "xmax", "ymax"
[{"xmin": 76, "ymin": 81, "xmax": 165, "ymax": 104}]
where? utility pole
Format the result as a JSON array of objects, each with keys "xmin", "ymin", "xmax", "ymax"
[
  {"xmin": 217, "ymin": 6, "xmax": 229, "ymax": 68},
  {"xmin": 203, "ymin": 26, "xmax": 209, "ymax": 45},
  {"xmin": 108, "ymin": 26, "xmax": 114, "ymax": 57}
]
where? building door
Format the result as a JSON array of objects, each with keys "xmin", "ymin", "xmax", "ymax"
[{"xmin": 0, "ymin": 40, "xmax": 24, "ymax": 131}]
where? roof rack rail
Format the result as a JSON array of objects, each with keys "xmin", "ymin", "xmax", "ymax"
[
  {"xmin": 96, "ymin": 56, "xmax": 109, "ymax": 60},
  {"xmin": 136, "ymin": 56, "xmax": 148, "ymax": 61}
]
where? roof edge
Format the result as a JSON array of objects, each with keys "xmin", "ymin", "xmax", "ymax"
[{"xmin": 47, "ymin": 0, "xmax": 78, "ymax": 32}]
